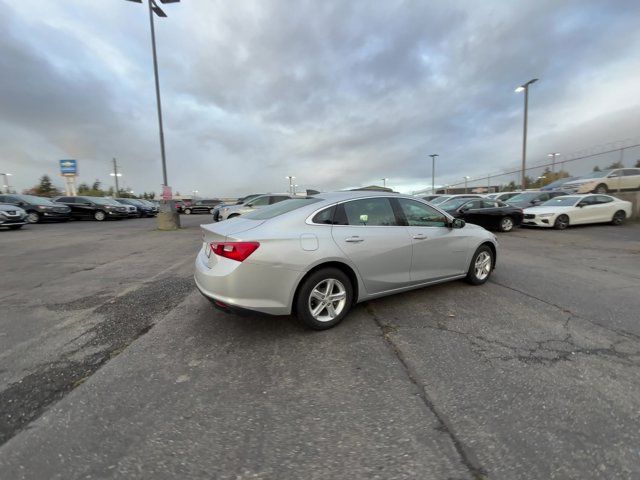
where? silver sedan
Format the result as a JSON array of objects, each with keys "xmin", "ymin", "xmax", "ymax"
[{"xmin": 195, "ymin": 191, "xmax": 498, "ymax": 329}]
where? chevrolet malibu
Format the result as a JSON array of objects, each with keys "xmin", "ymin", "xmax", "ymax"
[
  {"xmin": 522, "ymin": 194, "xmax": 632, "ymax": 229},
  {"xmin": 195, "ymin": 191, "xmax": 498, "ymax": 330}
]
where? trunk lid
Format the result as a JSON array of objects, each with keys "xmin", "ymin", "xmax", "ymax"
[{"xmin": 200, "ymin": 218, "xmax": 265, "ymax": 244}]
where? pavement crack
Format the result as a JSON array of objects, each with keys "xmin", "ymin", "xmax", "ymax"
[{"xmin": 364, "ymin": 303, "xmax": 489, "ymax": 480}]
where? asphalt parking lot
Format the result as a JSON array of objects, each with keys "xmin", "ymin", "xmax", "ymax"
[{"xmin": 1, "ymin": 216, "xmax": 639, "ymax": 479}]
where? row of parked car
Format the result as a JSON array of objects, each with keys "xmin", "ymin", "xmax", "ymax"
[
  {"xmin": 0, "ymin": 194, "xmax": 159, "ymax": 230},
  {"xmin": 201, "ymin": 187, "xmax": 633, "ymax": 233}
]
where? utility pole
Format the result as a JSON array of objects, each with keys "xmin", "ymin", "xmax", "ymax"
[
  {"xmin": 285, "ymin": 176, "xmax": 295, "ymax": 195},
  {"xmin": 429, "ymin": 154, "xmax": 439, "ymax": 194},
  {"xmin": 110, "ymin": 158, "xmax": 122, "ymax": 195},
  {"xmin": 515, "ymin": 78, "xmax": 538, "ymax": 190}
]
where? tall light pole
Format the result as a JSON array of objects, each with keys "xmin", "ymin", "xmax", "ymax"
[
  {"xmin": 285, "ymin": 176, "xmax": 295, "ymax": 194},
  {"xmin": 381, "ymin": 178, "xmax": 389, "ymax": 188},
  {"xmin": 515, "ymin": 78, "xmax": 538, "ymax": 190},
  {"xmin": 548, "ymin": 152, "xmax": 559, "ymax": 172},
  {"xmin": 463, "ymin": 176, "xmax": 470, "ymax": 193},
  {"xmin": 192, "ymin": 189, "xmax": 198, "ymax": 201},
  {"xmin": 429, "ymin": 154, "xmax": 439, "ymax": 194},
  {"xmin": 110, "ymin": 158, "xmax": 122, "ymax": 194},
  {"xmin": 125, "ymin": 0, "xmax": 180, "ymax": 229},
  {"xmin": 1, "ymin": 173, "xmax": 12, "ymax": 193}
]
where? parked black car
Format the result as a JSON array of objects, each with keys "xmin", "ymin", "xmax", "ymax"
[
  {"xmin": 115, "ymin": 198, "xmax": 156, "ymax": 217},
  {"xmin": 53, "ymin": 196, "xmax": 128, "ymax": 221},
  {"xmin": 506, "ymin": 191, "xmax": 567, "ymax": 209},
  {"xmin": 183, "ymin": 199, "xmax": 222, "ymax": 215},
  {"xmin": 440, "ymin": 198, "xmax": 524, "ymax": 232},
  {"xmin": 0, "ymin": 194, "xmax": 71, "ymax": 224}
]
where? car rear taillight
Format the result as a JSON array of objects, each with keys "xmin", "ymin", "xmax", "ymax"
[{"xmin": 209, "ymin": 242, "xmax": 259, "ymax": 262}]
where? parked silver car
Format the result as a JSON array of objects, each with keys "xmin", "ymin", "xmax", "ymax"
[
  {"xmin": 217, "ymin": 193, "xmax": 292, "ymax": 221},
  {"xmin": 0, "ymin": 204, "xmax": 28, "ymax": 230},
  {"xmin": 195, "ymin": 191, "xmax": 498, "ymax": 329}
]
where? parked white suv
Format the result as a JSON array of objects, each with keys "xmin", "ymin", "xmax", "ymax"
[{"xmin": 561, "ymin": 168, "xmax": 640, "ymax": 194}]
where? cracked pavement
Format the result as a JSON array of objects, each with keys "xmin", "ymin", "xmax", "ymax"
[{"xmin": 0, "ymin": 218, "xmax": 639, "ymax": 479}]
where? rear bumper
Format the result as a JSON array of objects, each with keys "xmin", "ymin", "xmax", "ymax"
[{"xmin": 194, "ymin": 248, "xmax": 300, "ymax": 316}]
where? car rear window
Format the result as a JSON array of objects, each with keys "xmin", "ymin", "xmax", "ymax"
[{"xmin": 242, "ymin": 198, "xmax": 322, "ymax": 220}]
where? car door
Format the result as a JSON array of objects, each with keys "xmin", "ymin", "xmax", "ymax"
[
  {"xmin": 606, "ymin": 170, "xmax": 624, "ymax": 192},
  {"xmin": 331, "ymin": 197, "xmax": 412, "ymax": 294},
  {"xmin": 592, "ymin": 195, "xmax": 617, "ymax": 222},
  {"xmin": 622, "ymin": 169, "xmax": 640, "ymax": 190},
  {"xmin": 457, "ymin": 199, "xmax": 486, "ymax": 227},
  {"xmin": 55, "ymin": 197, "xmax": 78, "ymax": 217},
  {"xmin": 395, "ymin": 198, "xmax": 470, "ymax": 282},
  {"xmin": 573, "ymin": 196, "xmax": 599, "ymax": 224}
]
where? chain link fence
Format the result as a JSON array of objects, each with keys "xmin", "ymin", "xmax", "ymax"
[{"xmin": 433, "ymin": 138, "xmax": 640, "ymax": 194}]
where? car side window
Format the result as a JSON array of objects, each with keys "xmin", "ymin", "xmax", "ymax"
[
  {"xmin": 342, "ymin": 198, "xmax": 398, "ymax": 226},
  {"xmin": 538, "ymin": 193, "xmax": 550, "ymax": 201},
  {"xmin": 608, "ymin": 170, "xmax": 622, "ymax": 177},
  {"xmin": 464, "ymin": 200, "xmax": 483, "ymax": 210},
  {"xmin": 397, "ymin": 198, "xmax": 447, "ymax": 227},
  {"xmin": 581, "ymin": 196, "xmax": 598, "ymax": 205},
  {"xmin": 482, "ymin": 200, "xmax": 498, "ymax": 208},
  {"xmin": 311, "ymin": 206, "xmax": 336, "ymax": 225},
  {"xmin": 250, "ymin": 196, "xmax": 270, "ymax": 206},
  {"xmin": 595, "ymin": 195, "xmax": 613, "ymax": 204},
  {"xmin": 623, "ymin": 169, "xmax": 640, "ymax": 176}
]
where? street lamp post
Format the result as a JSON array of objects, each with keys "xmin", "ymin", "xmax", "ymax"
[
  {"xmin": 192, "ymin": 190, "xmax": 198, "ymax": 202},
  {"xmin": 429, "ymin": 154, "xmax": 438, "ymax": 194},
  {"xmin": 1, "ymin": 173, "xmax": 12, "ymax": 193},
  {"xmin": 515, "ymin": 78, "xmax": 538, "ymax": 190},
  {"xmin": 125, "ymin": 0, "xmax": 180, "ymax": 230},
  {"xmin": 285, "ymin": 176, "xmax": 295, "ymax": 195},
  {"xmin": 381, "ymin": 178, "xmax": 389, "ymax": 188},
  {"xmin": 110, "ymin": 158, "xmax": 122, "ymax": 194},
  {"xmin": 464, "ymin": 176, "xmax": 470, "ymax": 193},
  {"xmin": 548, "ymin": 152, "xmax": 559, "ymax": 172}
]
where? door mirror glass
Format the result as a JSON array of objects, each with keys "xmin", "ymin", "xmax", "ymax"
[{"xmin": 451, "ymin": 218, "xmax": 466, "ymax": 229}]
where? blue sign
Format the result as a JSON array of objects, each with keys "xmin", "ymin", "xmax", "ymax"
[{"xmin": 59, "ymin": 159, "xmax": 78, "ymax": 176}]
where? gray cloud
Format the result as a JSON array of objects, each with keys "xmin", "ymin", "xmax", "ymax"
[{"xmin": 1, "ymin": 0, "xmax": 639, "ymax": 196}]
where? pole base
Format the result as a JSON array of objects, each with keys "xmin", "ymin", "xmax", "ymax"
[{"xmin": 156, "ymin": 200, "xmax": 181, "ymax": 231}]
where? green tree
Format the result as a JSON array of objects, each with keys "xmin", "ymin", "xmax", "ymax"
[
  {"xmin": 606, "ymin": 160, "xmax": 624, "ymax": 169},
  {"xmin": 32, "ymin": 175, "xmax": 60, "ymax": 197},
  {"xmin": 92, "ymin": 180, "xmax": 102, "ymax": 191}
]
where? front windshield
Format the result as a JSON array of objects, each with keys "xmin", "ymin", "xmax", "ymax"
[
  {"xmin": 242, "ymin": 198, "xmax": 321, "ymax": 220},
  {"xmin": 439, "ymin": 198, "xmax": 475, "ymax": 210},
  {"xmin": 17, "ymin": 195, "xmax": 55, "ymax": 206},
  {"xmin": 507, "ymin": 192, "xmax": 540, "ymax": 203},
  {"xmin": 539, "ymin": 196, "xmax": 580, "ymax": 207},
  {"xmin": 429, "ymin": 196, "xmax": 451, "ymax": 205},
  {"xmin": 90, "ymin": 197, "xmax": 122, "ymax": 206}
]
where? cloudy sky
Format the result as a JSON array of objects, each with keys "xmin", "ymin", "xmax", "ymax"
[{"xmin": 1, "ymin": 0, "xmax": 639, "ymax": 197}]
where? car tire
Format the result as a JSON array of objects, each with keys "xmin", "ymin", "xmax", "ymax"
[
  {"xmin": 594, "ymin": 183, "xmax": 608, "ymax": 194},
  {"xmin": 498, "ymin": 216, "xmax": 514, "ymax": 232},
  {"xmin": 184, "ymin": 208, "xmax": 192, "ymax": 215},
  {"xmin": 26, "ymin": 211, "xmax": 40, "ymax": 224},
  {"xmin": 94, "ymin": 210, "xmax": 106, "ymax": 221},
  {"xmin": 8, "ymin": 225, "xmax": 23, "ymax": 230},
  {"xmin": 611, "ymin": 210, "xmax": 626, "ymax": 226},
  {"xmin": 465, "ymin": 245, "xmax": 494, "ymax": 285},
  {"xmin": 295, "ymin": 268, "xmax": 353, "ymax": 330},
  {"xmin": 554, "ymin": 214, "xmax": 569, "ymax": 230}
]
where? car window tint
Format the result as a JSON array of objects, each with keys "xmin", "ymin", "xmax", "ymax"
[
  {"xmin": 343, "ymin": 198, "xmax": 397, "ymax": 226},
  {"xmin": 595, "ymin": 195, "xmax": 613, "ymax": 204},
  {"xmin": 312, "ymin": 206, "xmax": 336, "ymax": 224},
  {"xmin": 397, "ymin": 198, "xmax": 447, "ymax": 227},
  {"xmin": 623, "ymin": 169, "xmax": 640, "ymax": 176},
  {"xmin": 608, "ymin": 170, "xmax": 622, "ymax": 177},
  {"xmin": 482, "ymin": 200, "xmax": 498, "ymax": 208},
  {"xmin": 250, "ymin": 196, "xmax": 270, "ymax": 206},
  {"xmin": 270, "ymin": 196, "xmax": 290, "ymax": 204},
  {"xmin": 464, "ymin": 200, "xmax": 483, "ymax": 209}
]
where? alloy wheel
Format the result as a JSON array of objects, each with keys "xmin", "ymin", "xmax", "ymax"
[
  {"xmin": 26, "ymin": 212, "xmax": 40, "ymax": 224},
  {"xmin": 308, "ymin": 278, "xmax": 347, "ymax": 322},
  {"xmin": 500, "ymin": 217, "xmax": 514, "ymax": 232},
  {"xmin": 474, "ymin": 251, "xmax": 492, "ymax": 281},
  {"xmin": 612, "ymin": 211, "xmax": 625, "ymax": 225},
  {"xmin": 554, "ymin": 215, "xmax": 569, "ymax": 230},
  {"xmin": 95, "ymin": 211, "xmax": 106, "ymax": 221}
]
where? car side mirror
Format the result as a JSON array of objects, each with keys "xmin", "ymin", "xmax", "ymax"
[
  {"xmin": 577, "ymin": 202, "xmax": 586, "ymax": 208},
  {"xmin": 246, "ymin": 203, "xmax": 253, "ymax": 208},
  {"xmin": 451, "ymin": 218, "xmax": 465, "ymax": 229}
]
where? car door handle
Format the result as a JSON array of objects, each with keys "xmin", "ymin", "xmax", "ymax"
[
  {"xmin": 412, "ymin": 234, "xmax": 428, "ymax": 240},
  {"xmin": 345, "ymin": 236, "xmax": 364, "ymax": 243}
]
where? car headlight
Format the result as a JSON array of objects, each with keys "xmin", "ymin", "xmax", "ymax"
[{"xmin": 539, "ymin": 213, "xmax": 555, "ymax": 218}]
